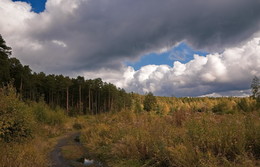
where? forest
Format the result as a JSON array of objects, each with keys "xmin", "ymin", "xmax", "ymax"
[
  {"xmin": 1, "ymin": 34, "xmax": 260, "ymax": 167},
  {"xmin": 0, "ymin": 35, "xmax": 132, "ymax": 116}
]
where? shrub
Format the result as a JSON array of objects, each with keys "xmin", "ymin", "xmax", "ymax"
[
  {"xmin": 31, "ymin": 101, "xmax": 66, "ymax": 126},
  {"xmin": 212, "ymin": 101, "xmax": 235, "ymax": 114},
  {"xmin": 143, "ymin": 92, "xmax": 157, "ymax": 112},
  {"xmin": 0, "ymin": 86, "xmax": 35, "ymax": 142}
]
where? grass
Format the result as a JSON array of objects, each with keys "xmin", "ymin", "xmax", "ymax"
[
  {"xmin": 0, "ymin": 137, "xmax": 51, "ymax": 167},
  {"xmin": 80, "ymin": 110, "xmax": 260, "ymax": 167}
]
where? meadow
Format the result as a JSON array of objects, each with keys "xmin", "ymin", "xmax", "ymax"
[
  {"xmin": 1, "ymin": 85, "xmax": 260, "ymax": 167},
  {"xmin": 80, "ymin": 97, "xmax": 260, "ymax": 167}
]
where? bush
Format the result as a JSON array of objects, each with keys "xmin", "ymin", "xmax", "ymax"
[
  {"xmin": 31, "ymin": 101, "xmax": 66, "ymax": 126},
  {"xmin": 212, "ymin": 101, "xmax": 235, "ymax": 114},
  {"xmin": 0, "ymin": 86, "xmax": 35, "ymax": 142},
  {"xmin": 143, "ymin": 92, "xmax": 157, "ymax": 112}
]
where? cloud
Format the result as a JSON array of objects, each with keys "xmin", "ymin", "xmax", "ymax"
[
  {"xmin": 0, "ymin": 0, "xmax": 260, "ymax": 75},
  {"xmin": 52, "ymin": 40, "xmax": 67, "ymax": 48},
  {"xmin": 200, "ymin": 89, "xmax": 251, "ymax": 97},
  {"xmin": 87, "ymin": 37, "xmax": 260, "ymax": 97}
]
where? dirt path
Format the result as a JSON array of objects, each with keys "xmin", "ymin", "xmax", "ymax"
[{"xmin": 49, "ymin": 132, "xmax": 81, "ymax": 167}]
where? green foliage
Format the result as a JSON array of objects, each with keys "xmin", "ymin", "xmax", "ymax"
[
  {"xmin": 0, "ymin": 34, "xmax": 12, "ymax": 55},
  {"xmin": 143, "ymin": 92, "xmax": 157, "ymax": 112},
  {"xmin": 0, "ymin": 85, "xmax": 35, "ymax": 142},
  {"xmin": 0, "ymin": 34, "xmax": 11, "ymax": 85},
  {"xmin": 212, "ymin": 100, "xmax": 235, "ymax": 114},
  {"xmin": 31, "ymin": 101, "xmax": 66, "ymax": 126}
]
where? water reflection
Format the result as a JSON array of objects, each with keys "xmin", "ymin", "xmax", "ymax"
[{"xmin": 84, "ymin": 158, "xmax": 94, "ymax": 166}]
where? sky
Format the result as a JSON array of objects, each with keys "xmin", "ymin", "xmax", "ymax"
[
  {"xmin": 12, "ymin": 0, "xmax": 46, "ymax": 13},
  {"xmin": 1, "ymin": 0, "xmax": 260, "ymax": 97},
  {"xmin": 126, "ymin": 42, "xmax": 208, "ymax": 70}
]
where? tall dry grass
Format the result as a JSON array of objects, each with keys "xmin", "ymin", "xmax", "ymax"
[
  {"xmin": 0, "ymin": 138, "xmax": 51, "ymax": 167},
  {"xmin": 81, "ymin": 110, "xmax": 260, "ymax": 167}
]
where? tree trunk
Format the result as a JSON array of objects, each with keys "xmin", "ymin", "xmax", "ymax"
[
  {"xmin": 52, "ymin": 91, "xmax": 54, "ymax": 107},
  {"xmin": 66, "ymin": 86, "xmax": 69, "ymax": 114},
  {"xmin": 20, "ymin": 78, "xmax": 23, "ymax": 100},
  {"xmin": 108, "ymin": 89, "xmax": 111, "ymax": 112},
  {"xmin": 79, "ymin": 85, "xmax": 82, "ymax": 113},
  {"xmin": 95, "ymin": 92, "xmax": 98, "ymax": 115},
  {"xmin": 88, "ymin": 87, "xmax": 92, "ymax": 114},
  {"xmin": 98, "ymin": 90, "xmax": 101, "ymax": 113}
]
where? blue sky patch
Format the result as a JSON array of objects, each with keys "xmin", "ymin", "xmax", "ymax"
[
  {"xmin": 12, "ymin": 0, "xmax": 47, "ymax": 13},
  {"xmin": 126, "ymin": 42, "xmax": 208, "ymax": 70}
]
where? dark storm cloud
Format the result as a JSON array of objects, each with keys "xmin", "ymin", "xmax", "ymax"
[
  {"xmin": 2, "ymin": 0, "xmax": 260, "ymax": 75},
  {"xmin": 14, "ymin": 0, "xmax": 258, "ymax": 74}
]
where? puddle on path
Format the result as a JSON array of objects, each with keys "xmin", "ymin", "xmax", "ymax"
[
  {"xmin": 66, "ymin": 135, "xmax": 103, "ymax": 167},
  {"xmin": 51, "ymin": 132, "xmax": 104, "ymax": 167},
  {"xmin": 77, "ymin": 157, "xmax": 103, "ymax": 166}
]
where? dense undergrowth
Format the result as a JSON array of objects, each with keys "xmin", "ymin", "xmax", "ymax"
[
  {"xmin": 0, "ymin": 85, "xmax": 69, "ymax": 167},
  {"xmin": 81, "ymin": 98, "xmax": 260, "ymax": 167}
]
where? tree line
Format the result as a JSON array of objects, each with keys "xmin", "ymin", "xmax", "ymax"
[
  {"xmin": 1, "ymin": 34, "xmax": 260, "ymax": 115},
  {"xmin": 0, "ymin": 34, "xmax": 132, "ymax": 115}
]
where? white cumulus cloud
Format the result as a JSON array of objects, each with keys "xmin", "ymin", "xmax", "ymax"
[{"xmin": 87, "ymin": 37, "xmax": 260, "ymax": 97}]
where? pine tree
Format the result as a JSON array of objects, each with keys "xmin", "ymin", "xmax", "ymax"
[
  {"xmin": 143, "ymin": 92, "xmax": 157, "ymax": 111},
  {"xmin": 0, "ymin": 34, "xmax": 12, "ymax": 85}
]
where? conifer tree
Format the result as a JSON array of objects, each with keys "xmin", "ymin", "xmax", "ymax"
[
  {"xmin": 0, "ymin": 35, "xmax": 11, "ymax": 85},
  {"xmin": 143, "ymin": 92, "xmax": 157, "ymax": 111}
]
